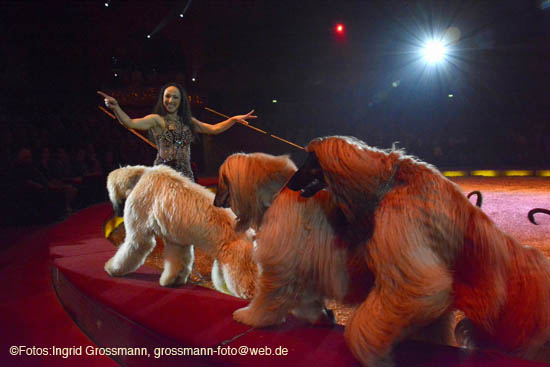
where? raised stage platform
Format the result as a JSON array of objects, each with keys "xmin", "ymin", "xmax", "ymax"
[{"xmin": 1, "ymin": 176, "xmax": 550, "ymax": 366}]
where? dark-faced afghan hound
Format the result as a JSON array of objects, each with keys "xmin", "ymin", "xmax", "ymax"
[
  {"xmin": 214, "ymin": 153, "xmax": 456, "ymax": 365},
  {"xmin": 287, "ymin": 136, "xmax": 550, "ymax": 365}
]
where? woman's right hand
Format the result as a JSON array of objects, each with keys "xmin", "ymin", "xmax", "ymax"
[{"xmin": 97, "ymin": 91, "xmax": 119, "ymax": 110}]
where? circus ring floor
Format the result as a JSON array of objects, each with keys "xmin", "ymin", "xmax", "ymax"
[{"xmin": 1, "ymin": 176, "xmax": 549, "ymax": 367}]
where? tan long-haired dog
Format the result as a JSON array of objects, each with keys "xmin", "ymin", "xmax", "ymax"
[
  {"xmin": 105, "ymin": 165, "xmax": 256, "ymax": 298},
  {"xmin": 287, "ymin": 136, "xmax": 550, "ymax": 365},
  {"xmin": 214, "ymin": 152, "xmax": 361, "ymax": 326}
]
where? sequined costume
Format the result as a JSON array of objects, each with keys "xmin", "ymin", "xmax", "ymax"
[{"xmin": 152, "ymin": 115, "xmax": 195, "ymax": 180}]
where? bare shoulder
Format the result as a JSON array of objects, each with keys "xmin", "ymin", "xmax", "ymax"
[
  {"xmin": 190, "ymin": 116, "xmax": 209, "ymax": 134},
  {"xmin": 144, "ymin": 114, "xmax": 165, "ymax": 131}
]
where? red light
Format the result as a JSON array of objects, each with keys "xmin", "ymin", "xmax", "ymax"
[{"xmin": 336, "ymin": 24, "xmax": 344, "ymax": 33}]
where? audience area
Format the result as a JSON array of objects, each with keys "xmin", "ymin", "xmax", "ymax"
[{"xmin": 1, "ymin": 88, "xmax": 548, "ymax": 226}]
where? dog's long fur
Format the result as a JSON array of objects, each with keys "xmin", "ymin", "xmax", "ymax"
[
  {"xmin": 106, "ymin": 165, "xmax": 256, "ymax": 298},
  {"xmin": 287, "ymin": 136, "xmax": 550, "ymax": 365},
  {"xmin": 214, "ymin": 153, "xmax": 456, "ymax": 358},
  {"xmin": 215, "ymin": 153, "xmax": 351, "ymax": 325}
]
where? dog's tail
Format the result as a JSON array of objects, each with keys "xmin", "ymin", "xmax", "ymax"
[
  {"xmin": 528, "ymin": 208, "xmax": 550, "ymax": 225},
  {"xmin": 212, "ymin": 236, "xmax": 257, "ymax": 299},
  {"xmin": 467, "ymin": 190, "xmax": 483, "ymax": 207}
]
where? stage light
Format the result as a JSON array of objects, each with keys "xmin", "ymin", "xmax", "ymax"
[
  {"xmin": 335, "ymin": 23, "xmax": 344, "ymax": 34},
  {"xmin": 147, "ymin": 34, "xmax": 151, "ymax": 39},
  {"xmin": 422, "ymin": 39, "xmax": 447, "ymax": 64},
  {"xmin": 272, "ymin": 99, "xmax": 278, "ymax": 103},
  {"xmin": 104, "ymin": 2, "xmax": 109, "ymax": 7},
  {"xmin": 442, "ymin": 171, "xmax": 468, "ymax": 177},
  {"xmin": 536, "ymin": 170, "xmax": 550, "ymax": 177},
  {"xmin": 191, "ymin": 77, "xmax": 196, "ymax": 82},
  {"xmin": 471, "ymin": 170, "xmax": 499, "ymax": 177},
  {"xmin": 504, "ymin": 170, "xmax": 533, "ymax": 177},
  {"xmin": 180, "ymin": 13, "xmax": 184, "ymax": 18}
]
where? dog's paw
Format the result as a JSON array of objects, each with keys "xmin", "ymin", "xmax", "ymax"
[
  {"xmin": 233, "ymin": 307, "xmax": 256, "ymax": 326},
  {"xmin": 233, "ymin": 306, "xmax": 283, "ymax": 327},
  {"xmin": 312, "ymin": 308, "xmax": 336, "ymax": 327},
  {"xmin": 454, "ymin": 318, "xmax": 478, "ymax": 349},
  {"xmin": 159, "ymin": 269, "xmax": 190, "ymax": 287},
  {"xmin": 159, "ymin": 274, "xmax": 176, "ymax": 287},
  {"xmin": 104, "ymin": 258, "xmax": 123, "ymax": 277}
]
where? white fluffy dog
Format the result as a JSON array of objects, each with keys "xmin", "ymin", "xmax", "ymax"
[
  {"xmin": 286, "ymin": 136, "xmax": 550, "ymax": 365},
  {"xmin": 105, "ymin": 165, "xmax": 256, "ymax": 299}
]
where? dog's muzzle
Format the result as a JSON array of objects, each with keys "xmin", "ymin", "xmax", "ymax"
[
  {"xmin": 213, "ymin": 191, "xmax": 230, "ymax": 208},
  {"xmin": 113, "ymin": 199, "xmax": 126, "ymax": 217}
]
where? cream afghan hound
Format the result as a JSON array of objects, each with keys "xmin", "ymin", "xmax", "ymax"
[
  {"xmin": 105, "ymin": 165, "xmax": 256, "ymax": 299},
  {"xmin": 286, "ymin": 136, "xmax": 550, "ymax": 365},
  {"xmin": 214, "ymin": 153, "xmax": 455, "ymax": 352}
]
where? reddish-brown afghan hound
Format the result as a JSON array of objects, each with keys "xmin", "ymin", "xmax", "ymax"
[
  {"xmin": 287, "ymin": 136, "xmax": 550, "ymax": 365},
  {"xmin": 214, "ymin": 153, "xmax": 456, "ymax": 365}
]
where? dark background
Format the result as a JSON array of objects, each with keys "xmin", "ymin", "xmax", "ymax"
[{"xmin": 1, "ymin": 0, "xmax": 550, "ymax": 171}]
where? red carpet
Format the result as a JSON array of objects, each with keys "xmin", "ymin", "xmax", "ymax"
[{"xmin": 1, "ymin": 197, "xmax": 548, "ymax": 366}]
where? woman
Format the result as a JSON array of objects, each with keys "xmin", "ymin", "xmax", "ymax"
[{"xmin": 98, "ymin": 82, "xmax": 257, "ymax": 180}]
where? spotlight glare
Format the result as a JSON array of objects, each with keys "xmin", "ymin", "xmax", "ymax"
[
  {"xmin": 422, "ymin": 40, "xmax": 447, "ymax": 64},
  {"xmin": 180, "ymin": 13, "xmax": 184, "ymax": 18},
  {"xmin": 104, "ymin": 2, "xmax": 109, "ymax": 7},
  {"xmin": 147, "ymin": 35, "xmax": 151, "ymax": 39}
]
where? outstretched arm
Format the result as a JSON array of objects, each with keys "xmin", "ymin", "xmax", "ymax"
[
  {"xmin": 192, "ymin": 110, "xmax": 257, "ymax": 135},
  {"xmin": 97, "ymin": 91, "xmax": 163, "ymax": 131}
]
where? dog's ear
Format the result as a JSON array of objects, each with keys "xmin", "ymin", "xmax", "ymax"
[
  {"xmin": 214, "ymin": 173, "xmax": 230, "ymax": 208},
  {"xmin": 123, "ymin": 167, "xmax": 144, "ymax": 197}
]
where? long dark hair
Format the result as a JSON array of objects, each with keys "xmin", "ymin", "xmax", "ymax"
[{"xmin": 152, "ymin": 82, "xmax": 195, "ymax": 134}]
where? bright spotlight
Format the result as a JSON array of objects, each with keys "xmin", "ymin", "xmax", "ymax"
[{"xmin": 422, "ymin": 40, "xmax": 447, "ymax": 64}]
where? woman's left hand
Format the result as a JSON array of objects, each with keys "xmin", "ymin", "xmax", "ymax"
[{"xmin": 233, "ymin": 110, "xmax": 257, "ymax": 125}]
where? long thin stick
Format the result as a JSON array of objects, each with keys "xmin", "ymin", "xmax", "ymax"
[
  {"xmin": 98, "ymin": 104, "xmax": 304, "ymax": 151},
  {"xmin": 204, "ymin": 107, "xmax": 304, "ymax": 150},
  {"xmin": 204, "ymin": 107, "xmax": 268, "ymax": 134},
  {"xmin": 269, "ymin": 135, "xmax": 304, "ymax": 150},
  {"xmin": 97, "ymin": 106, "xmax": 158, "ymax": 150}
]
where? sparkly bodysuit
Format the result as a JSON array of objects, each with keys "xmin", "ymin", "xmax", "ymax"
[{"xmin": 152, "ymin": 115, "xmax": 195, "ymax": 180}]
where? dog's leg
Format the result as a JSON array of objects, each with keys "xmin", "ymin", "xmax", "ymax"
[
  {"xmin": 105, "ymin": 232, "xmax": 156, "ymax": 277},
  {"xmin": 410, "ymin": 310, "xmax": 457, "ymax": 346},
  {"xmin": 344, "ymin": 273, "xmax": 452, "ymax": 367},
  {"xmin": 454, "ymin": 317, "xmax": 491, "ymax": 350},
  {"xmin": 159, "ymin": 241, "xmax": 194, "ymax": 287},
  {"xmin": 233, "ymin": 270, "xmax": 299, "ymax": 327},
  {"xmin": 291, "ymin": 289, "xmax": 334, "ymax": 325}
]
